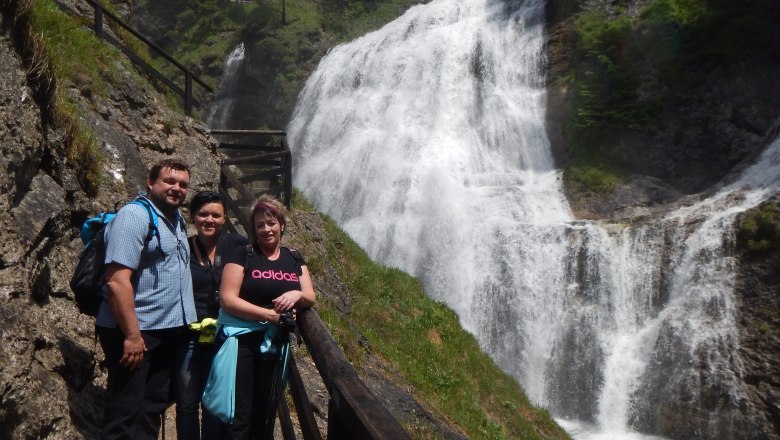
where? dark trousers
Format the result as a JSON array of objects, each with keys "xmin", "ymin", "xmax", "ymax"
[
  {"xmin": 222, "ymin": 331, "xmax": 280, "ymax": 440},
  {"xmin": 174, "ymin": 333, "xmax": 220, "ymax": 440},
  {"xmin": 97, "ymin": 326, "xmax": 180, "ymax": 440}
]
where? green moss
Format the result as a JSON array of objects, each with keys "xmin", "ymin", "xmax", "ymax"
[
  {"xmin": 738, "ymin": 203, "xmax": 780, "ymax": 256},
  {"xmin": 564, "ymin": 164, "xmax": 621, "ymax": 195},
  {"xmin": 756, "ymin": 322, "xmax": 772, "ymax": 334}
]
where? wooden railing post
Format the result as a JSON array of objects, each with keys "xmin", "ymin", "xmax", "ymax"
[
  {"xmin": 277, "ymin": 397, "xmax": 296, "ymax": 440},
  {"xmin": 327, "ymin": 399, "xmax": 350, "ymax": 439},
  {"xmin": 286, "ymin": 355, "xmax": 323, "ymax": 440},
  {"xmin": 298, "ymin": 309, "xmax": 411, "ymax": 440},
  {"xmin": 184, "ymin": 71, "xmax": 193, "ymax": 115},
  {"xmin": 282, "ymin": 137, "xmax": 293, "ymax": 209},
  {"xmin": 94, "ymin": 6, "xmax": 103, "ymax": 39}
]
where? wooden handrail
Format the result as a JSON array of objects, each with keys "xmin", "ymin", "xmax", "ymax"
[
  {"xmin": 221, "ymin": 150, "xmax": 288, "ymax": 166},
  {"xmin": 297, "ymin": 309, "xmax": 412, "ymax": 440},
  {"xmin": 84, "ymin": 0, "xmax": 213, "ymax": 114},
  {"xmin": 216, "ymin": 131, "xmax": 292, "ymax": 209},
  {"xmin": 211, "ymin": 129, "xmax": 287, "ymax": 136}
]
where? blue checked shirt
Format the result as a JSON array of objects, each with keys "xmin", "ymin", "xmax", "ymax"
[{"xmin": 95, "ymin": 195, "xmax": 196, "ymax": 330}]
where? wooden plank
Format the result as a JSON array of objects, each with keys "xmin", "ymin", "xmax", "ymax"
[
  {"xmin": 210, "ymin": 129, "xmax": 287, "ymax": 136},
  {"xmin": 277, "ymin": 395, "xmax": 297, "ymax": 440},
  {"xmin": 220, "ymin": 164, "xmax": 255, "ymax": 203},
  {"xmin": 222, "ymin": 151, "xmax": 289, "ymax": 166},
  {"xmin": 239, "ymin": 168, "xmax": 284, "ymax": 183},
  {"xmin": 330, "ymin": 376, "xmax": 411, "ymax": 440},
  {"xmin": 219, "ymin": 188, "xmax": 250, "ymax": 229},
  {"xmin": 297, "ymin": 310, "xmax": 411, "ymax": 440},
  {"xmin": 216, "ymin": 142, "xmax": 282, "ymax": 151},
  {"xmin": 327, "ymin": 400, "xmax": 350, "ymax": 440},
  {"xmin": 282, "ymin": 143, "xmax": 293, "ymax": 209},
  {"xmin": 287, "ymin": 355, "xmax": 324, "ymax": 440},
  {"xmin": 255, "ymin": 184, "xmax": 284, "ymax": 200}
]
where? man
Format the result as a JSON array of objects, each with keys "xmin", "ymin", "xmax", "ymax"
[{"xmin": 96, "ymin": 159, "xmax": 196, "ymax": 440}]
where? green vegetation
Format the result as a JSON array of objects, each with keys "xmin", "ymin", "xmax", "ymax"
[
  {"xmin": 738, "ymin": 202, "xmax": 780, "ymax": 256},
  {"xmin": 562, "ymin": 0, "xmax": 779, "ymax": 193},
  {"xmin": 12, "ymin": 0, "xmax": 123, "ymax": 194},
  {"xmin": 563, "ymin": 164, "xmax": 621, "ymax": 196},
  {"xmin": 292, "ymin": 194, "xmax": 569, "ymax": 439},
  {"xmin": 115, "ymin": 0, "xmax": 424, "ymax": 127}
]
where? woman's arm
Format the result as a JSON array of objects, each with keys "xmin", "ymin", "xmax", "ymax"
[
  {"xmin": 271, "ymin": 266, "xmax": 317, "ymax": 312},
  {"xmin": 219, "ymin": 262, "xmax": 281, "ymax": 324}
]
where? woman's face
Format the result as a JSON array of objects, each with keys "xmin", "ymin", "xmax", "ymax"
[
  {"xmin": 254, "ymin": 212, "xmax": 283, "ymax": 250},
  {"xmin": 192, "ymin": 202, "xmax": 226, "ymax": 239}
]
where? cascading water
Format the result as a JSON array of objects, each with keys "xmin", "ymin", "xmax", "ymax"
[
  {"xmin": 205, "ymin": 42, "xmax": 245, "ymax": 129},
  {"xmin": 287, "ymin": 0, "xmax": 779, "ymax": 437}
]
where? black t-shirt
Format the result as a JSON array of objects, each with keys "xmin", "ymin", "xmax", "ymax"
[
  {"xmin": 224, "ymin": 244, "xmax": 306, "ymax": 308},
  {"xmin": 189, "ymin": 233, "xmax": 250, "ymax": 320}
]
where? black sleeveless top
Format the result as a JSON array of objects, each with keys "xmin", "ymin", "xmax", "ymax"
[{"xmin": 189, "ymin": 233, "xmax": 249, "ymax": 320}]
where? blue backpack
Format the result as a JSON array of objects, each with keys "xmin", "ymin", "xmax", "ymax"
[{"xmin": 70, "ymin": 198, "xmax": 161, "ymax": 316}]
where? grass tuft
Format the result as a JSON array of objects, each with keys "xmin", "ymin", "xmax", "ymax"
[{"xmin": 6, "ymin": 0, "xmax": 116, "ymax": 194}]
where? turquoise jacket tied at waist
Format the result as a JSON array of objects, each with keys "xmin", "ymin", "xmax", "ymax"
[{"xmin": 201, "ymin": 309, "xmax": 283, "ymax": 424}]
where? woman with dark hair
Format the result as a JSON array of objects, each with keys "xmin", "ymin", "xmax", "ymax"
[
  {"xmin": 204, "ymin": 194, "xmax": 316, "ymax": 439},
  {"xmin": 173, "ymin": 191, "xmax": 248, "ymax": 440}
]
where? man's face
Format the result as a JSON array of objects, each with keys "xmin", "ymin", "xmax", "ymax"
[{"xmin": 147, "ymin": 167, "xmax": 190, "ymax": 211}]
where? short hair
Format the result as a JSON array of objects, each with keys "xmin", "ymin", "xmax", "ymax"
[
  {"xmin": 189, "ymin": 191, "xmax": 223, "ymax": 215},
  {"xmin": 149, "ymin": 159, "xmax": 190, "ymax": 181},
  {"xmin": 249, "ymin": 194, "xmax": 288, "ymax": 240}
]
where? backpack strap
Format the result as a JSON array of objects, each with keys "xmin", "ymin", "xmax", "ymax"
[
  {"xmin": 129, "ymin": 197, "xmax": 165, "ymax": 257},
  {"xmin": 243, "ymin": 243, "xmax": 255, "ymax": 276}
]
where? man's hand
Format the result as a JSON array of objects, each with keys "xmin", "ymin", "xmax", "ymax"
[{"xmin": 120, "ymin": 333, "xmax": 147, "ymax": 371}]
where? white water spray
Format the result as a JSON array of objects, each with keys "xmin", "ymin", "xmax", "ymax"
[
  {"xmin": 206, "ymin": 43, "xmax": 245, "ymax": 128},
  {"xmin": 288, "ymin": 0, "xmax": 780, "ymax": 437}
]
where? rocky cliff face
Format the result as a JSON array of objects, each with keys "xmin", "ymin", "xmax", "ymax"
[
  {"xmin": 0, "ymin": 3, "xmax": 218, "ymax": 437},
  {"xmin": 545, "ymin": 0, "xmax": 780, "ymax": 219},
  {"xmin": 544, "ymin": 1, "xmax": 780, "ymax": 439},
  {"xmin": 0, "ymin": 2, "xmax": 469, "ymax": 439}
]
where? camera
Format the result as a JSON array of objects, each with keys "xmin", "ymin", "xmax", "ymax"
[{"xmin": 279, "ymin": 310, "xmax": 296, "ymax": 332}]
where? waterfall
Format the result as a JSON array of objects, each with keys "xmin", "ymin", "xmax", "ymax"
[
  {"xmin": 287, "ymin": 0, "xmax": 780, "ymax": 437},
  {"xmin": 205, "ymin": 43, "xmax": 245, "ymax": 128}
]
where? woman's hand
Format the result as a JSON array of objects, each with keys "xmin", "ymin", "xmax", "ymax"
[{"xmin": 272, "ymin": 290, "xmax": 303, "ymax": 312}]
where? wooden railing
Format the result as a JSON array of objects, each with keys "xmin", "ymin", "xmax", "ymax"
[
  {"xmin": 214, "ymin": 130, "xmax": 411, "ymax": 439},
  {"xmin": 213, "ymin": 129, "xmax": 292, "ymax": 234},
  {"xmin": 287, "ymin": 309, "xmax": 412, "ymax": 440},
  {"xmin": 84, "ymin": 0, "xmax": 213, "ymax": 115}
]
